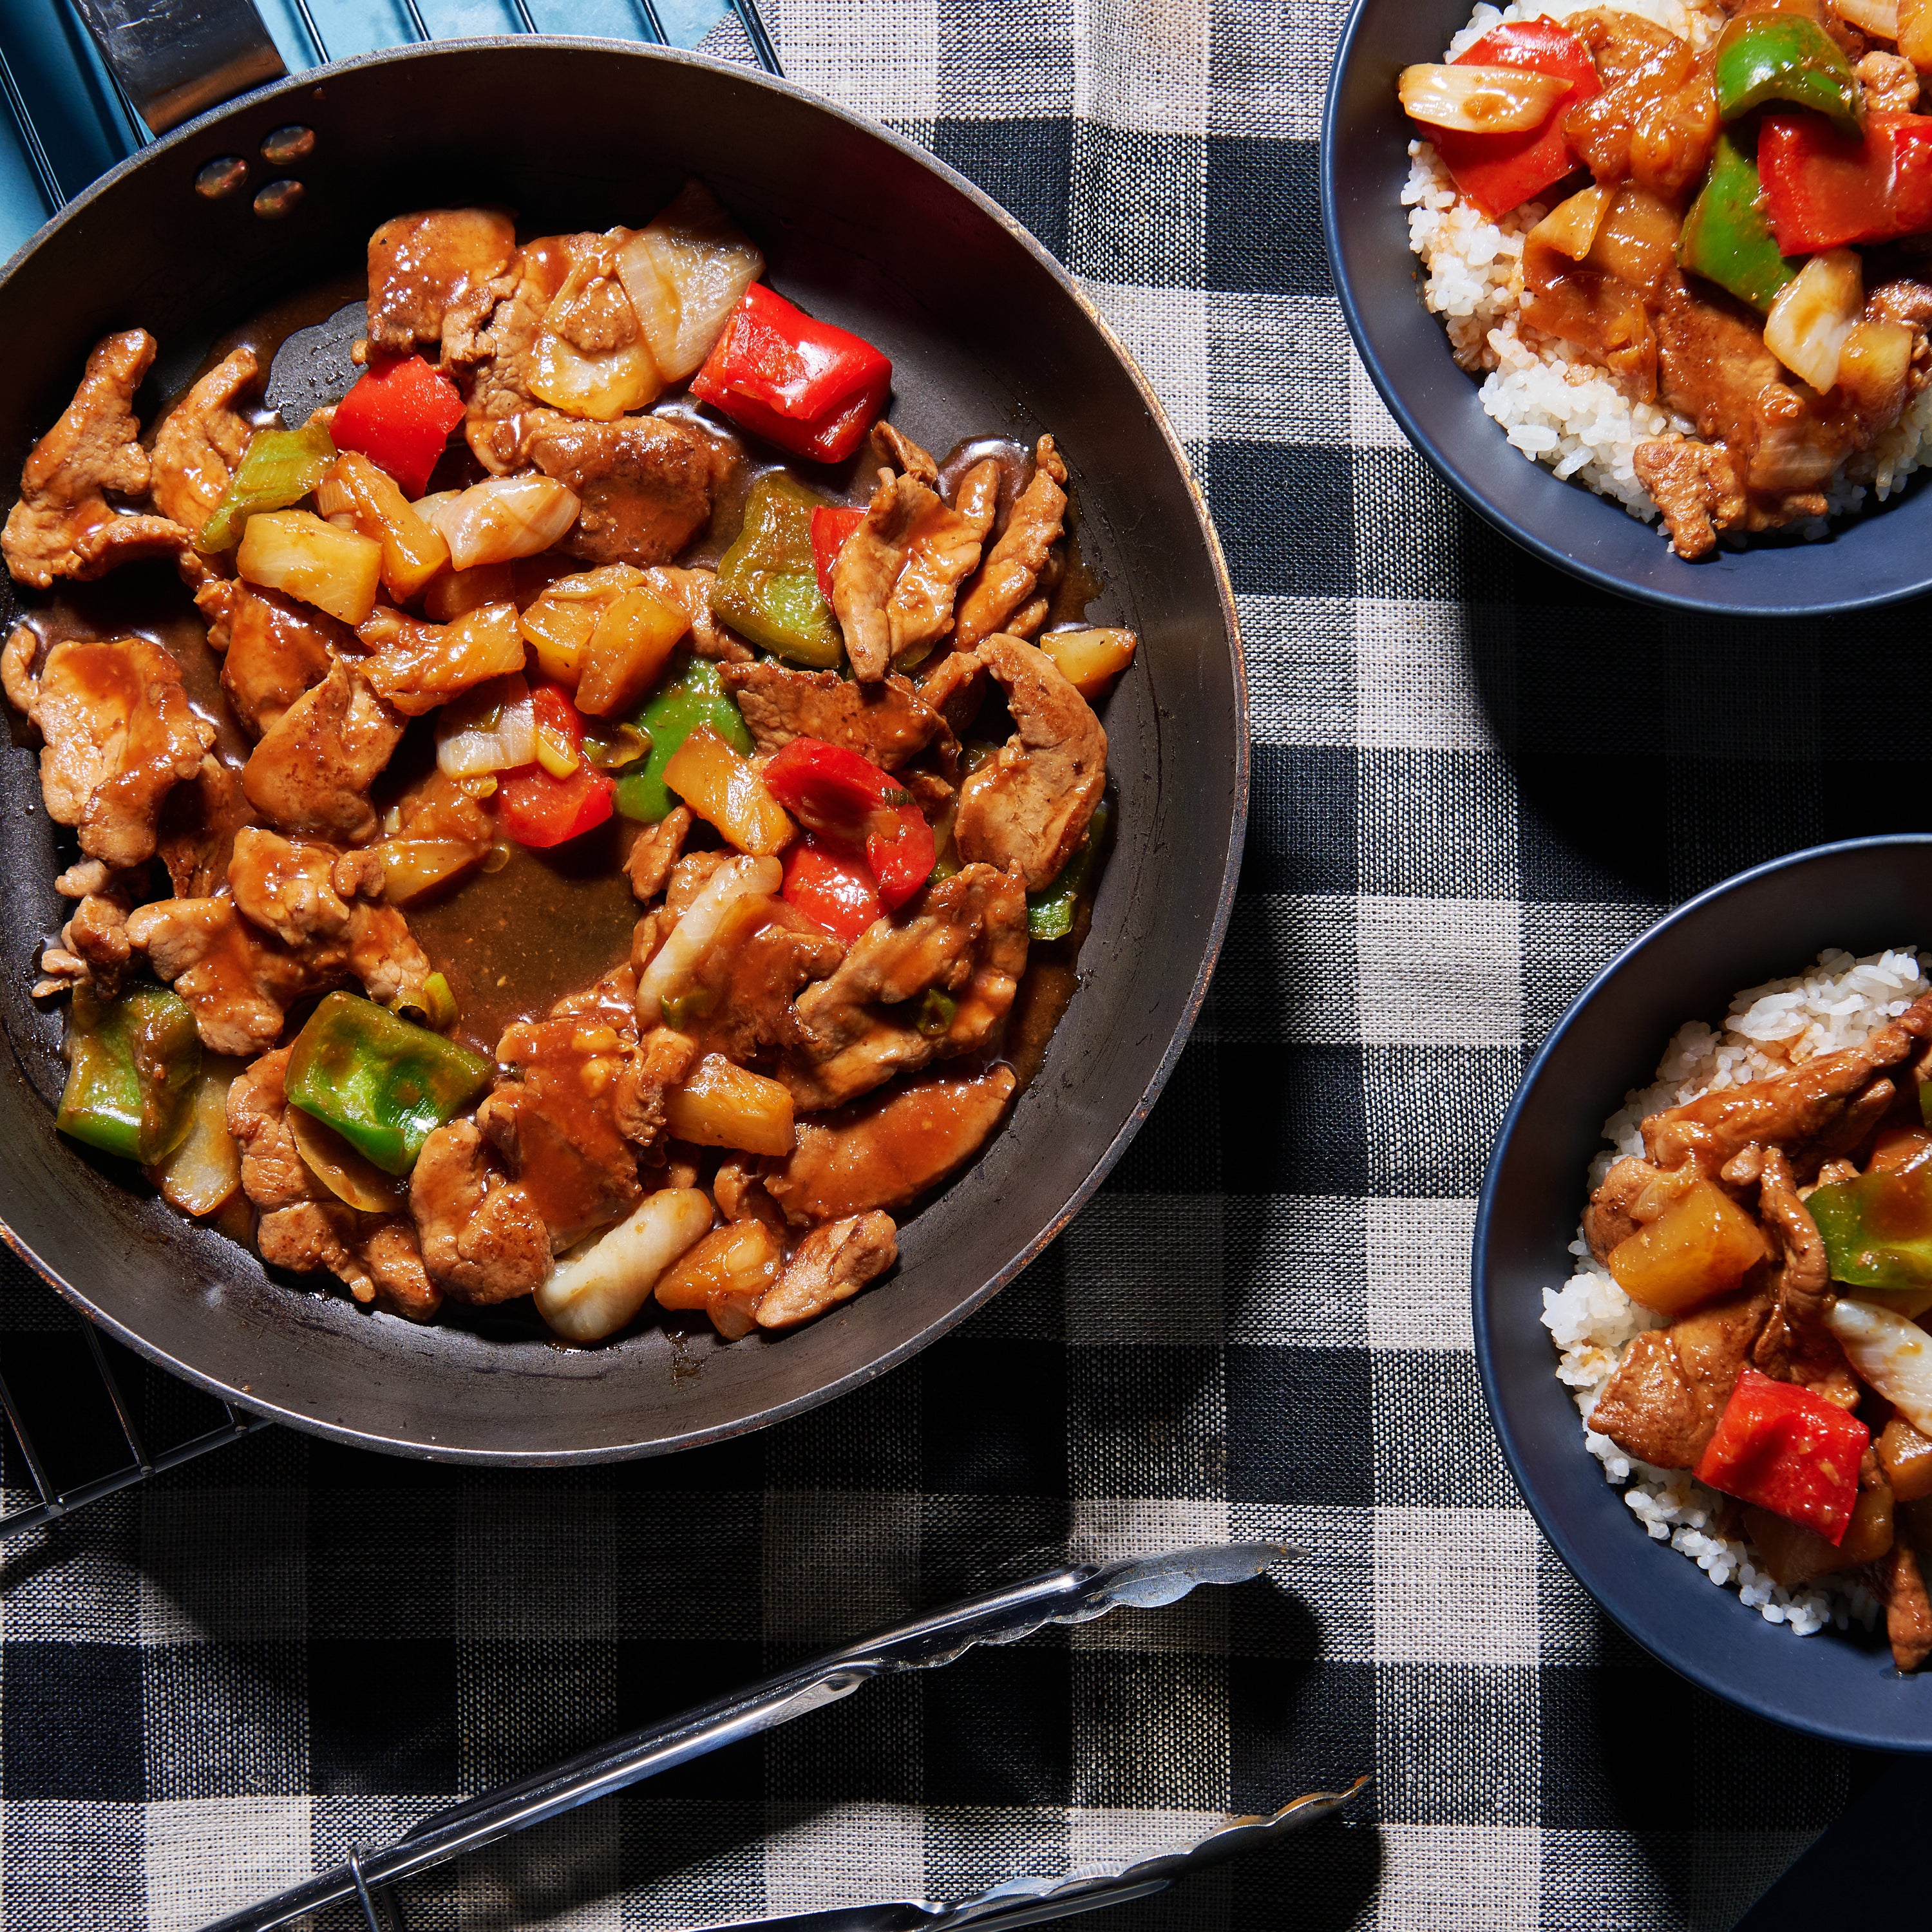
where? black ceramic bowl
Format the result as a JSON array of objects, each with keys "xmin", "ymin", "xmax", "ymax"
[
  {"xmin": 1321, "ymin": 0, "xmax": 1932, "ymax": 616},
  {"xmin": 1476, "ymin": 836, "xmax": 1932, "ymax": 1749}
]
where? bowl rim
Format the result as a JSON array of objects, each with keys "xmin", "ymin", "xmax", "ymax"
[
  {"xmin": 1473, "ymin": 832, "xmax": 1932, "ymax": 1748},
  {"xmin": 1318, "ymin": 0, "xmax": 1932, "ymax": 619}
]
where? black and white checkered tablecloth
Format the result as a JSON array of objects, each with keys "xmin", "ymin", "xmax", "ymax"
[{"xmin": 0, "ymin": 0, "xmax": 1908, "ymax": 1925}]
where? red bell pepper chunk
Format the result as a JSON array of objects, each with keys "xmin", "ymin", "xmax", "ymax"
[
  {"xmin": 762, "ymin": 736, "xmax": 935, "ymax": 911},
  {"xmin": 329, "ymin": 353, "xmax": 466, "ymax": 500},
  {"xmin": 782, "ymin": 833, "xmax": 885, "ymax": 942},
  {"xmin": 497, "ymin": 687, "xmax": 614, "ymax": 848},
  {"xmin": 811, "ymin": 505, "xmax": 866, "ymax": 601},
  {"xmin": 1759, "ymin": 109, "xmax": 1932, "ymax": 254},
  {"xmin": 1428, "ymin": 19, "xmax": 1602, "ymax": 220},
  {"xmin": 690, "ymin": 285, "xmax": 893, "ymax": 464},
  {"xmin": 1694, "ymin": 1367, "xmax": 1869, "ymax": 1546}
]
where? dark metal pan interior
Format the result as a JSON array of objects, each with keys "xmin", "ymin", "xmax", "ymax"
[{"xmin": 0, "ymin": 41, "xmax": 1247, "ymax": 1462}]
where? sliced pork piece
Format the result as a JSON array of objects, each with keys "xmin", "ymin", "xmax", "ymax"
[
  {"xmin": 1587, "ymin": 1289, "xmax": 1774, "ymax": 1470},
  {"xmin": 126, "ymin": 893, "xmax": 331, "ymax": 1056},
  {"xmin": 367, "ymin": 209, "xmax": 518, "ymax": 362},
  {"xmin": 625, "ymin": 805, "xmax": 692, "ymax": 904},
  {"xmin": 1584, "ymin": 1155, "xmax": 1669, "ymax": 1261},
  {"xmin": 517, "ymin": 410, "xmax": 719, "ymax": 568},
  {"xmin": 755, "ymin": 1211, "xmax": 898, "ymax": 1328},
  {"xmin": 765, "ymin": 1063, "xmax": 1018, "ymax": 1224},
  {"xmin": 220, "ymin": 584, "xmax": 345, "ymax": 740},
  {"xmin": 345, "ymin": 900, "xmax": 434, "ymax": 1009},
  {"xmin": 3, "ymin": 630, "xmax": 215, "ymax": 868},
  {"xmin": 35, "ymin": 888, "xmax": 134, "ymax": 999},
  {"xmin": 952, "ymin": 634, "xmax": 1106, "ymax": 890},
  {"xmin": 679, "ymin": 898, "xmax": 845, "ymax": 1065},
  {"xmin": 871, "ymin": 421, "xmax": 939, "ymax": 484},
  {"xmin": 829, "ymin": 459, "xmax": 999, "ymax": 680},
  {"xmin": 952, "ymin": 435, "xmax": 1067, "ymax": 652},
  {"xmin": 228, "ymin": 826, "xmax": 354, "ymax": 945},
  {"xmin": 242, "ymin": 658, "xmax": 406, "ymax": 844},
  {"xmin": 356, "ymin": 603, "xmax": 526, "ymax": 716},
  {"xmin": 1886, "ymin": 1542, "xmax": 1932, "ymax": 1672},
  {"xmin": 1857, "ymin": 49, "xmax": 1919, "ymax": 114},
  {"xmin": 1642, "ymin": 999, "xmax": 1932, "ymax": 1171},
  {"xmin": 462, "ymin": 236, "xmax": 573, "ymax": 456},
  {"xmin": 916, "ymin": 645, "xmax": 987, "ymax": 735},
  {"xmin": 1633, "ymin": 438, "xmax": 1744, "ymax": 562},
  {"xmin": 225, "ymin": 824, "xmax": 430, "ymax": 1007},
  {"xmin": 785, "ymin": 864, "xmax": 1027, "ymax": 1110},
  {"xmin": 1752, "ymin": 1145, "xmax": 1861, "ymax": 1406},
  {"xmin": 719, "ymin": 661, "xmax": 953, "ymax": 771},
  {"xmin": 158, "ymin": 755, "xmax": 252, "ymax": 900},
  {"xmin": 1, "ymin": 330, "xmax": 191, "ymax": 587},
  {"xmin": 149, "ymin": 347, "xmax": 259, "ymax": 533},
  {"xmin": 478, "ymin": 1016, "xmax": 647, "ymax": 1250},
  {"xmin": 410, "ymin": 1119, "xmax": 551, "ymax": 1303}
]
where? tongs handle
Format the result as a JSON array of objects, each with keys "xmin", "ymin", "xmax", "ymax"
[
  {"xmin": 66, "ymin": 0, "xmax": 285, "ymax": 136},
  {"xmin": 200, "ymin": 1542, "xmax": 1300, "ymax": 1932}
]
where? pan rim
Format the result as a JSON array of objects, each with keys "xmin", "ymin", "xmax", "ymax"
[{"xmin": 0, "ymin": 36, "xmax": 1251, "ymax": 1463}]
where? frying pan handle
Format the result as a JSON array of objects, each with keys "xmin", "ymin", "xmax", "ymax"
[{"xmin": 66, "ymin": 0, "xmax": 286, "ymax": 137}]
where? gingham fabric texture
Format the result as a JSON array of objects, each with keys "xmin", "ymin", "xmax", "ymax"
[{"xmin": 0, "ymin": 0, "xmax": 1907, "ymax": 1926}]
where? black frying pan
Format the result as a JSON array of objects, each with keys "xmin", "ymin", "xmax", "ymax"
[{"xmin": 0, "ymin": 34, "xmax": 1248, "ymax": 1461}]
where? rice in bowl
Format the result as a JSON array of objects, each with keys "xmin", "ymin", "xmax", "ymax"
[{"xmin": 1543, "ymin": 945, "xmax": 1932, "ymax": 1645}]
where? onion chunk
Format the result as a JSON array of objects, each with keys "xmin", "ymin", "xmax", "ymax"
[
  {"xmin": 1827, "ymin": 1296, "xmax": 1932, "ymax": 1436},
  {"xmin": 424, "ymin": 475, "xmax": 580, "ymax": 570},
  {"xmin": 1399, "ymin": 62, "xmax": 1572, "ymax": 134}
]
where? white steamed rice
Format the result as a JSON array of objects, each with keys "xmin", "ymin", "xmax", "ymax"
[
  {"xmin": 1541, "ymin": 945, "xmax": 1931, "ymax": 1638},
  {"xmin": 1406, "ymin": 0, "xmax": 1932, "ymax": 533}
]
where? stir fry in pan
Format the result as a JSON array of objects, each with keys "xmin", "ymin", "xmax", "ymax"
[{"xmin": 0, "ymin": 182, "xmax": 1133, "ymax": 1344}]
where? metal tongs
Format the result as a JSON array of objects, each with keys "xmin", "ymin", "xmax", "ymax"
[{"xmin": 202, "ymin": 1542, "xmax": 1368, "ymax": 1932}]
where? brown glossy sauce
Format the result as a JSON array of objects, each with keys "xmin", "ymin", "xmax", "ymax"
[{"xmin": 402, "ymin": 806, "xmax": 641, "ymax": 1054}]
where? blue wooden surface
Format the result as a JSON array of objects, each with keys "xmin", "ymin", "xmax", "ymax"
[{"xmin": 0, "ymin": 0, "xmax": 730, "ymax": 257}]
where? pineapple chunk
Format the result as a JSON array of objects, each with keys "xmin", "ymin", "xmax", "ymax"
[
  {"xmin": 236, "ymin": 509, "xmax": 383, "ymax": 625},
  {"xmin": 654, "ymin": 1219, "xmax": 782, "ymax": 1339},
  {"xmin": 519, "ymin": 565, "xmax": 688, "ymax": 703},
  {"xmin": 1606, "ymin": 1177, "xmax": 1770, "ymax": 1318},
  {"xmin": 664, "ymin": 724, "xmax": 794, "ymax": 856},
  {"xmin": 321, "ymin": 451, "xmax": 451, "ymax": 600},
  {"xmin": 578, "ymin": 584, "xmax": 688, "ymax": 716},
  {"xmin": 424, "ymin": 561, "xmax": 516, "ymax": 623},
  {"xmin": 1040, "ymin": 627, "xmax": 1138, "ymax": 699},
  {"xmin": 663, "ymin": 1054, "xmax": 795, "ymax": 1157}
]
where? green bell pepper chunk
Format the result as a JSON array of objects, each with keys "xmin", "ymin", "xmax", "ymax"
[
  {"xmin": 613, "ymin": 658, "xmax": 755, "ymax": 823},
  {"xmin": 1809, "ymin": 1166, "xmax": 1932, "ymax": 1293},
  {"xmin": 1026, "ymin": 799, "xmax": 1110, "ymax": 942},
  {"xmin": 197, "ymin": 418, "xmax": 337, "ymax": 554},
  {"xmin": 1679, "ymin": 129, "xmax": 1801, "ymax": 313},
  {"xmin": 285, "ymin": 990, "xmax": 491, "ymax": 1176},
  {"xmin": 710, "ymin": 473, "xmax": 844, "ymax": 668},
  {"xmin": 1714, "ymin": 14, "xmax": 1862, "ymax": 135},
  {"xmin": 57, "ymin": 982, "xmax": 201, "ymax": 1164}
]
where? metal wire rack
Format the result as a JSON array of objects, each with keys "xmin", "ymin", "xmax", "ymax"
[{"xmin": 0, "ymin": 0, "xmax": 780, "ymax": 1546}]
